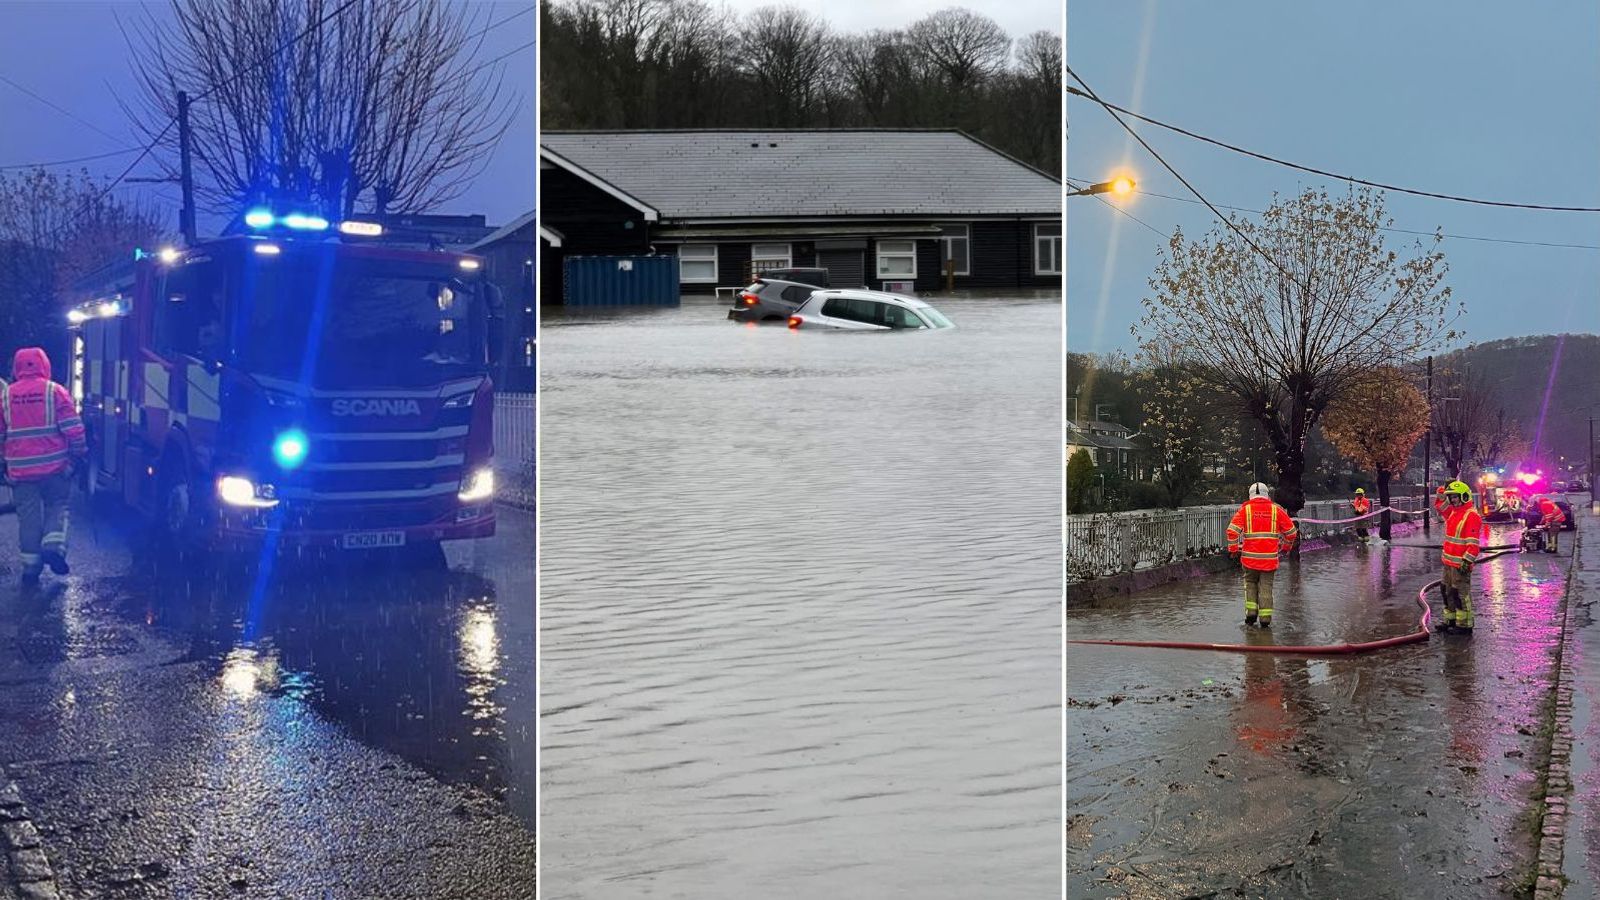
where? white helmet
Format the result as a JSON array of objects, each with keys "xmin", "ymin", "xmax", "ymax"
[{"xmin": 1248, "ymin": 482, "xmax": 1272, "ymax": 500}]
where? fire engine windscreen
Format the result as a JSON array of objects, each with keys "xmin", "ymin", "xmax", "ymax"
[{"xmin": 234, "ymin": 259, "xmax": 488, "ymax": 388}]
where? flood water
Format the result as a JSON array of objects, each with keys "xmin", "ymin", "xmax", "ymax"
[
  {"xmin": 1068, "ymin": 527, "xmax": 1567, "ymax": 898},
  {"xmin": 539, "ymin": 294, "xmax": 1062, "ymax": 898}
]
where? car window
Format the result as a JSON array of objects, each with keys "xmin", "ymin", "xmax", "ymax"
[
  {"xmin": 821, "ymin": 297, "xmax": 872, "ymax": 323},
  {"xmin": 781, "ymin": 285, "xmax": 812, "ymax": 304},
  {"xmin": 882, "ymin": 304, "xmax": 923, "ymax": 329}
]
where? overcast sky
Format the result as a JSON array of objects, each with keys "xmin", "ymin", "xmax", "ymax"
[
  {"xmin": 1066, "ymin": 0, "xmax": 1600, "ymax": 355},
  {"xmin": 714, "ymin": 0, "xmax": 1060, "ymax": 39},
  {"xmin": 0, "ymin": 0, "xmax": 535, "ymax": 232}
]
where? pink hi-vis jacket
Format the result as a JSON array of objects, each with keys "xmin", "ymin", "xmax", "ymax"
[{"xmin": 0, "ymin": 348, "xmax": 86, "ymax": 482}]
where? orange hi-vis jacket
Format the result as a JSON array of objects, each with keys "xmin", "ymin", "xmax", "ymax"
[
  {"xmin": 1538, "ymin": 497, "xmax": 1566, "ymax": 527},
  {"xmin": 1226, "ymin": 497, "xmax": 1299, "ymax": 571},
  {"xmin": 1440, "ymin": 504, "xmax": 1485, "ymax": 570},
  {"xmin": 1352, "ymin": 496, "xmax": 1372, "ymax": 515}
]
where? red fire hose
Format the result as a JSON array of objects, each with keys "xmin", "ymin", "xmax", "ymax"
[{"xmin": 1067, "ymin": 548, "xmax": 1519, "ymax": 656}]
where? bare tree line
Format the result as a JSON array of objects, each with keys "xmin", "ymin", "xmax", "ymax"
[
  {"xmin": 122, "ymin": 0, "xmax": 518, "ymax": 217},
  {"xmin": 539, "ymin": 1, "xmax": 1062, "ymax": 175}
]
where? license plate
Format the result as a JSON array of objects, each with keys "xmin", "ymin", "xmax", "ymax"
[{"xmin": 341, "ymin": 530, "xmax": 406, "ymax": 549}]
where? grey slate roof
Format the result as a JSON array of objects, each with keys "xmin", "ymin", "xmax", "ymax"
[{"xmin": 540, "ymin": 129, "xmax": 1062, "ymax": 220}]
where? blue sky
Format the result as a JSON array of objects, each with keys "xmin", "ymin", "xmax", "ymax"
[
  {"xmin": 1066, "ymin": 0, "xmax": 1600, "ymax": 354},
  {"xmin": 0, "ymin": 1, "xmax": 535, "ymax": 231}
]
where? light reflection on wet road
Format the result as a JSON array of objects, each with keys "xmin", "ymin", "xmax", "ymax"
[
  {"xmin": 539, "ymin": 295, "xmax": 1061, "ymax": 898},
  {"xmin": 1068, "ymin": 525, "xmax": 1571, "ymax": 898},
  {"xmin": 0, "ymin": 508, "xmax": 535, "ymax": 896}
]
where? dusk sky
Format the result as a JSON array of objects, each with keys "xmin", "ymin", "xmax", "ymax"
[
  {"xmin": 1066, "ymin": 0, "xmax": 1600, "ymax": 355},
  {"xmin": 0, "ymin": 0, "xmax": 535, "ymax": 232}
]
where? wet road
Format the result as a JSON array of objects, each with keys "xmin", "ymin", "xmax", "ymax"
[
  {"xmin": 1068, "ymin": 524, "xmax": 1574, "ymax": 898},
  {"xmin": 0, "ymin": 505, "xmax": 535, "ymax": 898},
  {"xmin": 539, "ymin": 294, "xmax": 1062, "ymax": 898}
]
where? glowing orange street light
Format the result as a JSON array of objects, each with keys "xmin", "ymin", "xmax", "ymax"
[{"xmin": 1068, "ymin": 176, "xmax": 1138, "ymax": 198}]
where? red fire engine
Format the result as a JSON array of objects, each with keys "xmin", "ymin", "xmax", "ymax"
[{"xmin": 66, "ymin": 210, "xmax": 499, "ymax": 552}]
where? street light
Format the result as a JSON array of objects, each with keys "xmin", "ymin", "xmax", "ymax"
[{"xmin": 1068, "ymin": 176, "xmax": 1137, "ymax": 198}]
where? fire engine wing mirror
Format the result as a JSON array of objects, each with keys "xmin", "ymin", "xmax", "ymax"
[{"xmin": 484, "ymin": 283, "xmax": 506, "ymax": 366}]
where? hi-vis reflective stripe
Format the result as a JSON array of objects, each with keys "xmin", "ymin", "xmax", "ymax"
[
  {"xmin": 143, "ymin": 363, "xmax": 170, "ymax": 410},
  {"xmin": 8, "ymin": 449, "xmax": 67, "ymax": 466},
  {"xmin": 5, "ymin": 426, "xmax": 56, "ymax": 438}
]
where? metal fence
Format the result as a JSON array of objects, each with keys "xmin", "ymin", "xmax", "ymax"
[
  {"xmin": 494, "ymin": 392, "xmax": 536, "ymax": 510},
  {"xmin": 1065, "ymin": 495, "xmax": 1428, "ymax": 582}
]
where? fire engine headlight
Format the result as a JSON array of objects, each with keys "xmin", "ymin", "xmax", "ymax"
[
  {"xmin": 458, "ymin": 467, "xmax": 494, "ymax": 502},
  {"xmin": 218, "ymin": 476, "xmax": 279, "ymax": 508},
  {"xmin": 272, "ymin": 429, "xmax": 309, "ymax": 469}
]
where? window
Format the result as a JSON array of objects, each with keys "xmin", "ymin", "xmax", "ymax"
[
  {"xmin": 679, "ymin": 244, "xmax": 718, "ymax": 283},
  {"xmin": 1034, "ymin": 223, "xmax": 1062, "ymax": 276},
  {"xmin": 875, "ymin": 240, "xmax": 917, "ymax": 280},
  {"xmin": 937, "ymin": 224, "xmax": 970, "ymax": 276},
  {"xmin": 780, "ymin": 285, "xmax": 814, "ymax": 304},
  {"xmin": 154, "ymin": 260, "xmax": 222, "ymax": 359},
  {"xmin": 750, "ymin": 243, "xmax": 792, "ymax": 276},
  {"xmin": 882, "ymin": 304, "xmax": 925, "ymax": 329}
]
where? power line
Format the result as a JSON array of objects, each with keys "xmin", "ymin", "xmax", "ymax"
[
  {"xmin": 0, "ymin": 147, "xmax": 143, "ymax": 172},
  {"xmin": 1065, "ymin": 84, "xmax": 1600, "ymax": 213},
  {"xmin": 0, "ymin": 73, "xmax": 127, "ymax": 145},
  {"xmin": 1065, "ymin": 63, "xmax": 1293, "ymax": 283}
]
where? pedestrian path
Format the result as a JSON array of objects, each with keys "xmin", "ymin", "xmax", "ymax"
[{"xmin": 1556, "ymin": 505, "xmax": 1600, "ymax": 896}]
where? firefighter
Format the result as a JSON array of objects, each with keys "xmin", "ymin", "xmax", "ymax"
[
  {"xmin": 1534, "ymin": 495, "xmax": 1566, "ymax": 554},
  {"xmin": 1226, "ymin": 482, "xmax": 1299, "ymax": 627},
  {"xmin": 1433, "ymin": 481, "xmax": 1485, "ymax": 635},
  {"xmin": 0, "ymin": 348, "xmax": 87, "ymax": 583},
  {"xmin": 1352, "ymin": 488, "xmax": 1372, "ymax": 543}
]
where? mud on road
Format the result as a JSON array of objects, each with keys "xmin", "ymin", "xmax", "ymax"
[{"xmin": 1069, "ymin": 526, "xmax": 1574, "ymax": 899}]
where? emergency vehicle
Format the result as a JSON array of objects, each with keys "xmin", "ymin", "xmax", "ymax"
[{"xmin": 66, "ymin": 209, "xmax": 500, "ymax": 552}]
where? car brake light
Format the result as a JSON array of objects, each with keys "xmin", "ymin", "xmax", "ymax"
[
  {"xmin": 787, "ymin": 316, "xmax": 802, "ymax": 329},
  {"xmin": 741, "ymin": 293, "xmax": 759, "ymax": 306}
]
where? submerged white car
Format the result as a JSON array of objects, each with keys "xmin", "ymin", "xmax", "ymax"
[{"xmin": 785, "ymin": 289, "xmax": 953, "ymax": 331}]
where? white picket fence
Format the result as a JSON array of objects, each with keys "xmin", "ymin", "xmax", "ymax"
[
  {"xmin": 494, "ymin": 392, "xmax": 536, "ymax": 510},
  {"xmin": 1065, "ymin": 495, "xmax": 1428, "ymax": 581}
]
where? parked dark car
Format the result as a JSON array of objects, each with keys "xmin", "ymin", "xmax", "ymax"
[{"xmin": 728, "ymin": 269, "xmax": 831, "ymax": 322}]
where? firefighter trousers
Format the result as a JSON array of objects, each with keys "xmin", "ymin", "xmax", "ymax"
[
  {"xmin": 1548, "ymin": 526, "xmax": 1561, "ymax": 554},
  {"xmin": 12, "ymin": 470, "xmax": 71, "ymax": 574},
  {"xmin": 1243, "ymin": 568, "xmax": 1275, "ymax": 622},
  {"xmin": 1441, "ymin": 565, "xmax": 1474, "ymax": 628}
]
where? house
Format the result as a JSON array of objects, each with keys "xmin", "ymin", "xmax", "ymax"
[
  {"xmin": 1066, "ymin": 419, "xmax": 1140, "ymax": 477},
  {"xmin": 538, "ymin": 129, "xmax": 1062, "ymax": 302}
]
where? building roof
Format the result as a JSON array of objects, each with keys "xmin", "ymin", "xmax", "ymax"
[
  {"xmin": 1066, "ymin": 422, "xmax": 1139, "ymax": 451},
  {"xmin": 470, "ymin": 209, "xmax": 537, "ymax": 250},
  {"xmin": 540, "ymin": 129, "xmax": 1062, "ymax": 221}
]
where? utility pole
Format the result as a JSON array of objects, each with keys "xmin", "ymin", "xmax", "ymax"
[
  {"xmin": 1424, "ymin": 355, "xmax": 1433, "ymax": 534},
  {"xmin": 1591, "ymin": 416, "xmax": 1597, "ymax": 512},
  {"xmin": 177, "ymin": 90, "xmax": 196, "ymax": 245}
]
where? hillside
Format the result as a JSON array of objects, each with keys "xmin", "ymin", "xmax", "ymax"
[{"xmin": 1446, "ymin": 333, "xmax": 1599, "ymax": 468}]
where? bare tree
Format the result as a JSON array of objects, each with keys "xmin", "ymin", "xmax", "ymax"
[
  {"xmin": 739, "ymin": 7, "xmax": 831, "ymax": 125},
  {"xmin": 0, "ymin": 169, "xmax": 167, "ymax": 364},
  {"xmin": 907, "ymin": 8, "xmax": 1011, "ymax": 90},
  {"xmin": 124, "ymin": 0, "xmax": 516, "ymax": 218},
  {"xmin": 1138, "ymin": 187, "xmax": 1458, "ymax": 513},
  {"xmin": 1432, "ymin": 363, "xmax": 1502, "ymax": 478}
]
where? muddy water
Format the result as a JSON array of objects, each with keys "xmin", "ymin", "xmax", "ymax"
[
  {"xmin": 539, "ymin": 294, "xmax": 1061, "ymax": 898},
  {"xmin": 1068, "ymin": 527, "xmax": 1568, "ymax": 898}
]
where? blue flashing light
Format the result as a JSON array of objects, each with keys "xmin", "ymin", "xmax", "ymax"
[
  {"xmin": 272, "ymin": 429, "xmax": 309, "ymax": 470},
  {"xmin": 244, "ymin": 208, "xmax": 275, "ymax": 229},
  {"xmin": 282, "ymin": 213, "xmax": 330, "ymax": 231}
]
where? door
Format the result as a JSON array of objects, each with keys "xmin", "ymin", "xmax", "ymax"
[{"xmin": 817, "ymin": 249, "xmax": 865, "ymax": 288}]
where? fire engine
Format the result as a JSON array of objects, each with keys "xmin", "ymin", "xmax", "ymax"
[{"xmin": 66, "ymin": 209, "xmax": 499, "ymax": 553}]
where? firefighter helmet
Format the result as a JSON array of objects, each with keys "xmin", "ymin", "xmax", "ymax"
[
  {"xmin": 1248, "ymin": 482, "xmax": 1271, "ymax": 500},
  {"xmin": 1447, "ymin": 480, "xmax": 1471, "ymax": 495},
  {"xmin": 1355, "ymin": 488, "xmax": 1365, "ymax": 494}
]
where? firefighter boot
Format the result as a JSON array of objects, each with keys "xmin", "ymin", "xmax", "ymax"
[
  {"xmin": 1548, "ymin": 530, "xmax": 1560, "ymax": 555},
  {"xmin": 19, "ymin": 553, "xmax": 42, "ymax": 585},
  {"xmin": 41, "ymin": 549, "xmax": 69, "ymax": 576},
  {"xmin": 1455, "ymin": 596, "xmax": 1475, "ymax": 635},
  {"xmin": 1258, "ymin": 608, "xmax": 1272, "ymax": 628},
  {"xmin": 1435, "ymin": 586, "xmax": 1457, "ymax": 634},
  {"xmin": 1244, "ymin": 605, "xmax": 1258, "ymax": 626}
]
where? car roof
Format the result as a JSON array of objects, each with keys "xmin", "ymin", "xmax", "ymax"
[{"xmin": 810, "ymin": 288, "xmax": 931, "ymax": 308}]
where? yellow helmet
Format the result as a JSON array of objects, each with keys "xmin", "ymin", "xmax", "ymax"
[
  {"xmin": 1447, "ymin": 480, "xmax": 1470, "ymax": 494},
  {"xmin": 1354, "ymin": 488, "xmax": 1365, "ymax": 494}
]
